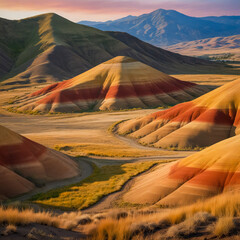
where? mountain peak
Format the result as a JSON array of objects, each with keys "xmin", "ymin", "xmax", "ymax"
[
  {"xmin": 149, "ymin": 8, "xmax": 188, "ymax": 18},
  {"xmin": 79, "ymin": 9, "xmax": 240, "ymax": 46}
]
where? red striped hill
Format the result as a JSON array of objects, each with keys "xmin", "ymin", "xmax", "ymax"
[
  {"xmin": 116, "ymin": 78, "xmax": 240, "ymax": 149},
  {"xmin": 17, "ymin": 56, "xmax": 208, "ymax": 113},
  {"xmin": 0, "ymin": 125, "xmax": 79, "ymax": 200},
  {"xmin": 123, "ymin": 134, "xmax": 240, "ymax": 206}
]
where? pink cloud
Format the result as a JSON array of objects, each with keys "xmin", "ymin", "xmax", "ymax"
[
  {"xmin": 0, "ymin": 0, "xmax": 158, "ymax": 14},
  {"xmin": 0, "ymin": 0, "xmax": 239, "ymax": 19}
]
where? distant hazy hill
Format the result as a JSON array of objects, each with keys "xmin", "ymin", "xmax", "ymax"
[
  {"xmin": 166, "ymin": 35, "xmax": 240, "ymax": 61},
  {"xmin": 200, "ymin": 16, "xmax": 240, "ymax": 26},
  {"xmin": 79, "ymin": 9, "xmax": 240, "ymax": 47},
  {"xmin": 79, "ymin": 15, "xmax": 136, "ymax": 26},
  {"xmin": 0, "ymin": 13, "xmax": 227, "ymax": 90}
]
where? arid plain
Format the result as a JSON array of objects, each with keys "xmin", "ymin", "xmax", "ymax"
[{"xmin": 1, "ymin": 71, "xmax": 240, "ymax": 239}]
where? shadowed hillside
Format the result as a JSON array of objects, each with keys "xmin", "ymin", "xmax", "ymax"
[
  {"xmin": 79, "ymin": 9, "xmax": 240, "ymax": 46},
  {"xmin": 0, "ymin": 125, "xmax": 79, "ymax": 200},
  {"xmin": 0, "ymin": 13, "xmax": 234, "ymax": 90}
]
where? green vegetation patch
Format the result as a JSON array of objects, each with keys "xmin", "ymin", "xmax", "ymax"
[
  {"xmin": 54, "ymin": 143, "xmax": 169, "ymax": 158},
  {"xmin": 31, "ymin": 161, "xmax": 157, "ymax": 210}
]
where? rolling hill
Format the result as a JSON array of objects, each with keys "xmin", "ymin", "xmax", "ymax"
[
  {"xmin": 200, "ymin": 15, "xmax": 240, "ymax": 26},
  {"xmin": 0, "ymin": 125, "xmax": 79, "ymax": 200},
  {"xmin": 15, "ymin": 56, "xmax": 209, "ymax": 113},
  {"xmin": 0, "ymin": 13, "xmax": 233, "ymax": 90},
  {"xmin": 79, "ymin": 9, "xmax": 240, "ymax": 47},
  {"xmin": 116, "ymin": 78, "xmax": 240, "ymax": 149},
  {"xmin": 123, "ymin": 134, "xmax": 240, "ymax": 206},
  {"xmin": 166, "ymin": 35, "xmax": 240, "ymax": 61}
]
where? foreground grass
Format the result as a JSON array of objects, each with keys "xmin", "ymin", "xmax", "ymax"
[
  {"xmin": 54, "ymin": 143, "xmax": 171, "ymax": 158},
  {"xmin": 31, "ymin": 161, "xmax": 157, "ymax": 210},
  {"xmin": 163, "ymin": 192, "xmax": 240, "ymax": 224},
  {"xmin": 91, "ymin": 192, "xmax": 240, "ymax": 240},
  {"xmin": 1, "ymin": 192, "xmax": 240, "ymax": 239},
  {"xmin": 0, "ymin": 206, "xmax": 82, "ymax": 230}
]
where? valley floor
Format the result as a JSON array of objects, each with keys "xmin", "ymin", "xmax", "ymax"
[{"xmin": 1, "ymin": 79, "xmax": 240, "ymax": 239}]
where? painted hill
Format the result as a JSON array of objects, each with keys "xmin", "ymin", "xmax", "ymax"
[
  {"xmin": 0, "ymin": 125, "xmax": 79, "ymax": 200},
  {"xmin": 123, "ymin": 134, "xmax": 240, "ymax": 206},
  {"xmin": 166, "ymin": 35, "xmax": 240, "ymax": 61},
  {"xmin": 116, "ymin": 78, "xmax": 240, "ymax": 149},
  {"xmin": 0, "ymin": 13, "xmax": 232, "ymax": 90},
  {"xmin": 15, "ymin": 56, "xmax": 209, "ymax": 113},
  {"xmin": 79, "ymin": 9, "xmax": 240, "ymax": 47}
]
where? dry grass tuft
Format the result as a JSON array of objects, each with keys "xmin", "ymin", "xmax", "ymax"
[
  {"xmin": 1, "ymin": 224, "xmax": 17, "ymax": 236},
  {"xmin": 163, "ymin": 192, "xmax": 240, "ymax": 225},
  {"xmin": 0, "ymin": 207, "xmax": 59, "ymax": 227},
  {"xmin": 214, "ymin": 217, "xmax": 235, "ymax": 237},
  {"xmin": 91, "ymin": 218, "xmax": 131, "ymax": 240},
  {"xmin": 5, "ymin": 224, "xmax": 17, "ymax": 232},
  {"xmin": 0, "ymin": 206, "xmax": 84, "ymax": 231},
  {"xmin": 166, "ymin": 212, "xmax": 215, "ymax": 238}
]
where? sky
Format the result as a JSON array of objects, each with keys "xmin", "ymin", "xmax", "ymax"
[{"xmin": 0, "ymin": 0, "xmax": 239, "ymax": 22}]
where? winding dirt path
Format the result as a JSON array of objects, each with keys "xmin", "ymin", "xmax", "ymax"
[
  {"xmin": 11, "ymin": 159, "xmax": 93, "ymax": 202},
  {"xmin": 83, "ymin": 163, "xmax": 164, "ymax": 213},
  {"xmin": 114, "ymin": 133, "xmax": 196, "ymax": 157}
]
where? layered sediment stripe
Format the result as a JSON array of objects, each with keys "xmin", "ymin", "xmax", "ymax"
[
  {"xmin": 0, "ymin": 125, "xmax": 79, "ymax": 200},
  {"xmin": 0, "ymin": 165, "xmax": 34, "ymax": 200},
  {"xmin": 117, "ymin": 78, "xmax": 240, "ymax": 149},
  {"xmin": 17, "ymin": 56, "xmax": 208, "ymax": 112},
  {"xmin": 29, "ymin": 79, "xmax": 74, "ymax": 97},
  {"xmin": 168, "ymin": 163, "xmax": 240, "ymax": 188},
  {"xmin": 0, "ymin": 137, "xmax": 46, "ymax": 166},
  {"xmin": 123, "ymin": 134, "xmax": 240, "ymax": 206},
  {"xmin": 36, "ymin": 82, "xmax": 196, "ymax": 104}
]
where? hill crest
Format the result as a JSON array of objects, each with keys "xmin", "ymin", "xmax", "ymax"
[
  {"xmin": 0, "ymin": 13, "xmax": 232, "ymax": 90},
  {"xmin": 15, "ymin": 56, "xmax": 209, "ymax": 113},
  {"xmin": 116, "ymin": 78, "xmax": 240, "ymax": 149}
]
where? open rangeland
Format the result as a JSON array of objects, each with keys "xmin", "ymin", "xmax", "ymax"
[
  {"xmin": 171, "ymin": 73, "xmax": 240, "ymax": 87},
  {"xmin": 1, "ymin": 79, "xmax": 240, "ymax": 239}
]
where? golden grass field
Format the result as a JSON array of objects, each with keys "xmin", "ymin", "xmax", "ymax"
[
  {"xmin": 2, "ymin": 192, "xmax": 240, "ymax": 239},
  {"xmin": 91, "ymin": 192, "xmax": 240, "ymax": 239},
  {"xmin": 54, "ymin": 143, "xmax": 173, "ymax": 158},
  {"xmin": 31, "ymin": 161, "xmax": 158, "ymax": 210}
]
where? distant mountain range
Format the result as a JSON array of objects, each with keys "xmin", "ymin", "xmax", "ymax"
[
  {"xmin": 166, "ymin": 34, "xmax": 240, "ymax": 61},
  {"xmin": 167, "ymin": 35, "xmax": 240, "ymax": 61},
  {"xmin": 79, "ymin": 9, "xmax": 240, "ymax": 47},
  {"xmin": 0, "ymin": 13, "xmax": 229, "ymax": 90}
]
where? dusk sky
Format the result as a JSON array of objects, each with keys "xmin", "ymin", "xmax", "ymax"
[{"xmin": 0, "ymin": 0, "xmax": 239, "ymax": 22}]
